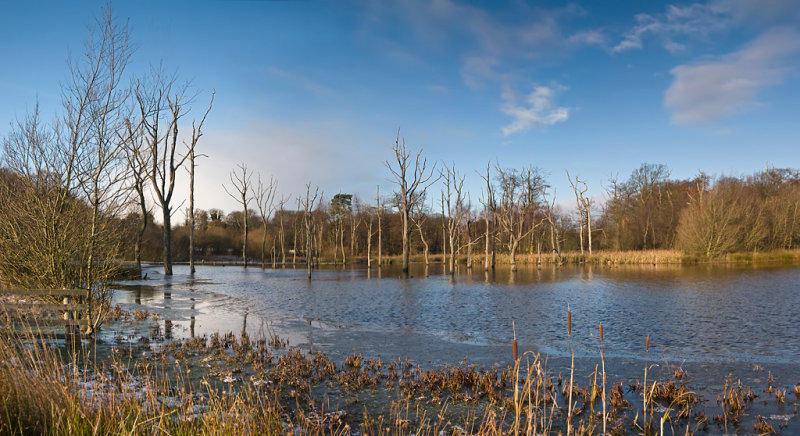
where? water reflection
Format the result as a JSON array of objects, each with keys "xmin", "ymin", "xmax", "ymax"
[{"xmin": 113, "ymin": 262, "xmax": 800, "ymax": 365}]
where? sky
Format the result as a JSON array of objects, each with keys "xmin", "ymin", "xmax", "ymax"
[{"xmin": 1, "ymin": 0, "xmax": 799, "ymax": 215}]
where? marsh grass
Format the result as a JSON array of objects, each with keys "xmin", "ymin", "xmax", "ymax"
[
  {"xmin": 1, "ymin": 311, "xmax": 797, "ymax": 435},
  {"xmin": 363, "ymin": 247, "xmax": 800, "ymax": 267}
]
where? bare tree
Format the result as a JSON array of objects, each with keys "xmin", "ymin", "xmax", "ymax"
[
  {"xmin": 0, "ymin": 9, "xmax": 133, "ymax": 334},
  {"xmin": 385, "ymin": 130, "xmax": 438, "ymax": 274},
  {"xmin": 631, "ymin": 163, "xmax": 670, "ymax": 248},
  {"xmin": 567, "ymin": 170, "xmax": 593, "ymax": 255},
  {"xmin": 543, "ymin": 187, "xmax": 562, "ymax": 263},
  {"xmin": 411, "ymin": 195, "xmax": 430, "ymax": 266},
  {"xmin": 135, "ymin": 67, "xmax": 198, "ymax": 275},
  {"xmin": 330, "ymin": 194, "xmax": 352, "ymax": 265},
  {"xmin": 366, "ymin": 205, "xmax": 376, "ymax": 269},
  {"xmin": 376, "ymin": 185, "xmax": 383, "ymax": 267},
  {"xmin": 185, "ymin": 92, "xmax": 214, "ymax": 273},
  {"xmin": 252, "ymin": 173, "xmax": 277, "ymax": 268},
  {"xmin": 122, "ymin": 118, "xmax": 150, "ymax": 277},
  {"xmin": 277, "ymin": 196, "xmax": 289, "ymax": 266},
  {"xmin": 350, "ymin": 199, "xmax": 363, "ymax": 261},
  {"xmin": 463, "ymin": 199, "xmax": 479, "ymax": 269},
  {"xmin": 69, "ymin": 9, "xmax": 133, "ymax": 334},
  {"xmin": 442, "ymin": 164, "xmax": 466, "ymax": 275},
  {"xmin": 224, "ymin": 163, "xmax": 252, "ymax": 268},
  {"xmin": 478, "ymin": 162, "xmax": 496, "ymax": 271},
  {"xmin": 300, "ymin": 183, "xmax": 320, "ymax": 278},
  {"xmin": 293, "ymin": 197, "xmax": 300, "ymax": 265},
  {"xmin": 495, "ymin": 165, "xmax": 545, "ymax": 271}
]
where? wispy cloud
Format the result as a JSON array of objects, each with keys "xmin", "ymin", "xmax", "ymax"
[
  {"xmin": 500, "ymin": 85, "xmax": 569, "ymax": 136},
  {"xmin": 613, "ymin": 3, "xmax": 728, "ymax": 54},
  {"xmin": 613, "ymin": 0, "xmax": 800, "ymax": 54},
  {"xmin": 362, "ymin": 0, "xmax": 604, "ymax": 87},
  {"xmin": 664, "ymin": 27, "xmax": 800, "ymax": 125}
]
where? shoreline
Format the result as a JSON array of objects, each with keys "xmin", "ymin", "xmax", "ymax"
[{"xmin": 139, "ymin": 248, "xmax": 800, "ymax": 269}]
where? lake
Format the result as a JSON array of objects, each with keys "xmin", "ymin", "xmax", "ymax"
[{"xmin": 114, "ymin": 262, "xmax": 800, "ymax": 366}]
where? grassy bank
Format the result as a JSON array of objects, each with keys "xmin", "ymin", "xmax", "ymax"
[{"xmin": 353, "ymin": 248, "xmax": 800, "ymax": 267}]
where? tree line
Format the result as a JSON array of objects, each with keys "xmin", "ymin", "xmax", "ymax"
[{"xmin": 115, "ymin": 159, "xmax": 800, "ymax": 274}]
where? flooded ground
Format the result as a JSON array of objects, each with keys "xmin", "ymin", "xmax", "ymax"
[{"xmin": 108, "ymin": 262, "xmax": 800, "ymax": 434}]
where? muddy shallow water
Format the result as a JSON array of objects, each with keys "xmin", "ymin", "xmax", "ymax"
[{"xmin": 108, "ymin": 262, "xmax": 800, "ymax": 433}]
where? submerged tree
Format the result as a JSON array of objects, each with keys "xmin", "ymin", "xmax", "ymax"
[
  {"xmin": 494, "ymin": 166, "xmax": 546, "ymax": 271},
  {"xmin": 385, "ymin": 130, "xmax": 438, "ymax": 274},
  {"xmin": 478, "ymin": 162, "xmax": 496, "ymax": 271},
  {"xmin": 301, "ymin": 183, "xmax": 320, "ymax": 278},
  {"xmin": 566, "ymin": 170, "xmax": 593, "ymax": 255},
  {"xmin": 135, "ymin": 66, "xmax": 213, "ymax": 275},
  {"xmin": 442, "ymin": 164, "xmax": 466, "ymax": 275},
  {"xmin": 224, "ymin": 163, "xmax": 252, "ymax": 268},
  {"xmin": 185, "ymin": 92, "xmax": 214, "ymax": 274},
  {"xmin": 330, "ymin": 193, "xmax": 352, "ymax": 265},
  {"xmin": 252, "ymin": 173, "xmax": 277, "ymax": 268}
]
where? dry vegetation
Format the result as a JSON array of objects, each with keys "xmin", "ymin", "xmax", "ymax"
[{"xmin": 1, "ymin": 309, "xmax": 797, "ymax": 435}]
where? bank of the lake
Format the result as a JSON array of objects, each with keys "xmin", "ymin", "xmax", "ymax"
[{"xmin": 3, "ymin": 262, "xmax": 799, "ymax": 434}]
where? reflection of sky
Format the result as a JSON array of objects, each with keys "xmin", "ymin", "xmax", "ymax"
[{"xmin": 113, "ymin": 263, "xmax": 800, "ymax": 365}]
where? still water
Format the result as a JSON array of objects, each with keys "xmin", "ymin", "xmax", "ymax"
[{"xmin": 113, "ymin": 262, "xmax": 800, "ymax": 366}]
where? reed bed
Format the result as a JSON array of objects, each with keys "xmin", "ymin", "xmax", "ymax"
[
  {"xmin": 0, "ymin": 310, "xmax": 797, "ymax": 435},
  {"xmin": 362, "ymin": 247, "xmax": 800, "ymax": 267}
]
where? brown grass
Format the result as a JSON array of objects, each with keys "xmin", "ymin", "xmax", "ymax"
[
  {"xmin": 0, "ymin": 309, "xmax": 790, "ymax": 435},
  {"xmin": 356, "ymin": 248, "xmax": 800, "ymax": 267}
]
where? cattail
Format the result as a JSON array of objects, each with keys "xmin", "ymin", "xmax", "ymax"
[
  {"xmin": 599, "ymin": 323, "xmax": 604, "ymax": 342},
  {"xmin": 512, "ymin": 339, "xmax": 518, "ymax": 361},
  {"xmin": 567, "ymin": 311, "xmax": 572, "ymax": 337},
  {"xmin": 512, "ymin": 320, "xmax": 518, "ymax": 361},
  {"xmin": 646, "ymin": 335, "xmax": 650, "ymax": 353}
]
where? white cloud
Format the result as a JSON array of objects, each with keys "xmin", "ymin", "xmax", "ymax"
[
  {"xmin": 664, "ymin": 27, "xmax": 800, "ymax": 125},
  {"xmin": 500, "ymin": 85, "xmax": 569, "ymax": 136},
  {"xmin": 613, "ymin": 0, "xmax": 800, "ymax": 54},
  {"xmin": 613, "ymin": 4, "xmax": 729, "ymax": 54}
]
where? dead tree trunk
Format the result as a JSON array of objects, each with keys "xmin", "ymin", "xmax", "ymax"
[
  {"xmin": 253, "ymin": 173, "xmax": 276, "ymax": 269},
  {"xmin": 385, "ymin": 130, "xmax": 437, "ymax": 274},
  {"xmin": 224, "ymin": 164, "xmax": 252, "ymax": 268},
  {"xmin": 185, "ymin": 93, "xmax": 213, "ymax": 274},
  {"xmin": 301, "ymin": 183, "xmax": 319, "ymax": 279},
  {"xmin": 478, "ymin": 163, "xmax": 496, "ymax": 271},
  {"xmin": 442, "ymin": 164, "xmax": 465, "ymax": 276},
  {"xmin": 376, "ymin": 185, "xmax": 382, "ymax": 267}
]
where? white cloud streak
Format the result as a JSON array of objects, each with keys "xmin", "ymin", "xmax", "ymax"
[
  {"xmin": 613, "ymin": 3, "xmax": 729, "ymax": 54},
  {"xmin": 613, "ymin": 0, "xmax": 800, "ymax": 54},
  {"xmin": 664, "ymin": 27, "xmax": 800, "ymax": 125},
  {"xmin": 500, "ymin": 85, "xmax": 569, "ymax": 136}
]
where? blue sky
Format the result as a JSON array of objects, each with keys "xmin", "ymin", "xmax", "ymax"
[{"xmin": 1, "ymin": 0, "xmax": 799, "ymax": 214}]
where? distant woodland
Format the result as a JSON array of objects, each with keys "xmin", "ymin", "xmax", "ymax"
[{"xmin": 115, "ymin": 163, "xmax": 800, "ymax": 265}]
